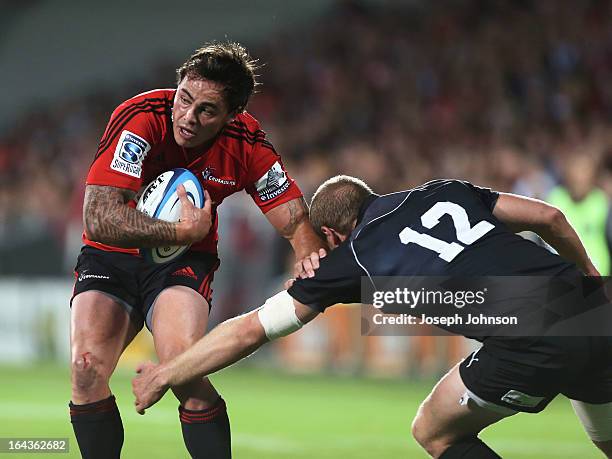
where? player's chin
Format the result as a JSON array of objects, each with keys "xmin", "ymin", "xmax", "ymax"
[
  {"xmin": 174, "ymin": 130, "xmax": 210, "ymax": 148},
  {"xmin": 173, "ymin": 132, "xmax": 191, "ymax": 147},
  {"xmin": 172, "ymin": 128, "xmax": 194, "ymax": 146}
]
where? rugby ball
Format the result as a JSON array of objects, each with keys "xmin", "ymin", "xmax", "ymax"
[{"xmin": 136, "ymin": 168, "xmax": 204, "ymax": 263}]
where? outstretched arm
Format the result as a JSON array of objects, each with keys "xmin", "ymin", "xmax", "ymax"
[
  {"xmin": 132, "ymin": 293, "xmax": 319, "ymax": 414},
  {"xmin": 493, "ymin": 193, "xmax": 600, "ymax": 276}
]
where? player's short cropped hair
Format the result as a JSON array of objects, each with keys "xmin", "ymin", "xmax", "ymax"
[
  {"xmin": 177, "ymin": 41, "xmax": 259, "ymax": 114},
  {"xmin": 310, "ymin": 175, "xmax": 373, "ymax": 239}
]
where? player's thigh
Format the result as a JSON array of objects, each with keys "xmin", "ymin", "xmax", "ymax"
[
  {"xmin": 150, "ymin": 285, "xmax": 210, "ymax": 359},
  {"xmin": 412, "ymin": 362, "xmax": 514, "ymax": 449},
  {"xmin": 150, "ymin": 285, "xmax": 219, "ymax": 406},
  {"xmin": 72, "ymin": 291, "xmax": 139, "ymax": 357},
  {"xmin": 71, "ymin": 247, "xmax": 143, "ymax": 364},
  {"xmin": 71, "ymin": 291, "xmax": 139, "ymax": 395},
  {"xmin": 143, "ymin": 251, "xmax": 219, "ymax": 339}
]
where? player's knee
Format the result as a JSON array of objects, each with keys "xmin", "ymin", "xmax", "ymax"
[
  {"xmin": 411, "ymin": 415, "xmax": 430, "ymax": 448},
  {"xmin": 411, "ymin": 415, "xmax": 449, "ymax": 457},
  {"xmin": 71, "ymin": 352, "xmax": 108, "ymax": 397}
]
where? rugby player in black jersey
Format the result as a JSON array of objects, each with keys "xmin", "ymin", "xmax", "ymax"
[{"xmin": 133, "ymin": 176, "xmax": 611, "ymax": 458}]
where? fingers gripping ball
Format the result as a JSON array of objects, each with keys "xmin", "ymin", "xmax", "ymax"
[{"xmin": 136, "ymin": 168, "xmax": 204, "ymax": 263}]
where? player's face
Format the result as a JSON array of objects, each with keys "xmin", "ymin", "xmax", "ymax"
[{"xmin": 173, "ymin": 77, "xmax": 233, "ymax": 148}]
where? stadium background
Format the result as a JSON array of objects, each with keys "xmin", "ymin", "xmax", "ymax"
[{"xmin": 1, "ymin": 0, "xmax": 611, "ymax": 457}]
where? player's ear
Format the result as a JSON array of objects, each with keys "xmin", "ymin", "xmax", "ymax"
[{"xmin": 321, "ymin": 226, "xmax": 343, "ymax": 250}]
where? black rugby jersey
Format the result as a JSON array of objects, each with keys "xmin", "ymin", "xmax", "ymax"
[{"xmin": 288, "ymin": 179, "xmax": 575, "ymax": 313}]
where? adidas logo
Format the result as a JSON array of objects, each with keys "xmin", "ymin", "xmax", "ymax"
[{"xmin": 172, "ymin": 266, "xmax": 197, "ymax": 280}]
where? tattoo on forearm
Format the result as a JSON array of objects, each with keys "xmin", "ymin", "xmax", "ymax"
[
  {"xmin": 279, "ymin": 198, "xmax": 308, "ymax": 237},
  {"xmin": 83, "ymin": 185, "xmax": 177, "ymax": 248},
  {"xmin": 265, "ymin": 197, "xmax": 326, "ymax": 259}
]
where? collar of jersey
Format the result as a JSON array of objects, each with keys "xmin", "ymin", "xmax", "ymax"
[{"xmin": 355, "ymin": 193, "xmax": 379, "ymax": 226}]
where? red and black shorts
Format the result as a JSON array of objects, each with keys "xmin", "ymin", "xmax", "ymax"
[{"xmin": 72, "ymin": 246, "xmax": 220, "ymax": 331}]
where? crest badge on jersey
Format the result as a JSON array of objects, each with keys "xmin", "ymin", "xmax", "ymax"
[
  {"xmin": 255, "ymin": 161, "xmax": 290, "ymax": 201},
  {"xmin": 110, "ymin": 130, "xmax": 151, "ymax": 178}
]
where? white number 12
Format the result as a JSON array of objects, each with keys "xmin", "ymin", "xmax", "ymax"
[{"xmin": 399, "ymin": 202, "xmax": 494, "ymax": 262}]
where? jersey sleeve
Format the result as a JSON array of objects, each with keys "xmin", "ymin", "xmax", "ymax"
[
  {"xmin": 243, "ymin": 125, "xmax": 303, "ymax": 213},
  {"xmin": 287, "ymin": 242, "xmax": 364, "ymax": 312},
  {"xmin": 460, "ymin": 181, "xmax": 500, "ymax": 211},
  {"xmin": 87, "ymin": 100, "xmax": 163, "ymax": 191}
]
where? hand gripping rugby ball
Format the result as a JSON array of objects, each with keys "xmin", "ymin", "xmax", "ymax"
[{"xmin": 136, "ymin": 168, "xmax": 204, "ymax": 264}]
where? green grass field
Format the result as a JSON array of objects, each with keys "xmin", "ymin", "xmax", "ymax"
[{"xmin": 0, "ymin": 363, "xmax": 601, "ymax": 458}]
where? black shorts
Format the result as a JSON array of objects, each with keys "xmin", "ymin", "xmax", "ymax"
[
  {"xmin": 459, "ymin": 336, "xmax": 612, "ymax": 413},
  {"xmin": 72, "ymin": 246, "xmax": 220, "ymax": 331}
]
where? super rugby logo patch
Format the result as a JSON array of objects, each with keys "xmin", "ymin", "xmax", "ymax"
[
  {"xmin": 255, "ymin": 162, "xmax": 290, "ymax": 201},
  {"xmin": 111, "ymin": 130, "xmax": 151, "ymax": 178}
]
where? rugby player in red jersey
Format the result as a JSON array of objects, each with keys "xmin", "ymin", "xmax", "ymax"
[{"xmin": 69, "ymin": 42, "xmax": 324, "ymax": 459}]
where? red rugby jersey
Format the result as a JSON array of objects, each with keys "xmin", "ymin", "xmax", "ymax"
[{"xmin": 84, "ymin": 89, "xmax": 302, "ymax": 255}]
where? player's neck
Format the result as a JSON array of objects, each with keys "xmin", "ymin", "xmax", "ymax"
[{"xmin": 182, "ymin": 135, "xmax": 218, "ymax": 162}]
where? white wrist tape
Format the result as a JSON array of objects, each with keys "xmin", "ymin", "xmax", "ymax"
[{"xmin": 257, "ymin": 290, "xmax": 303, "ymax": 341}]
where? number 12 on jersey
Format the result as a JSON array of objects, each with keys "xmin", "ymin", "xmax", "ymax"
[{"xmin": 399, "ymin": 202, "xmax": 494, "ymax": 262}]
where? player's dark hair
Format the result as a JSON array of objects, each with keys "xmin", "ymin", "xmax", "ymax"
[
  {"xmin": 310, "ymin": 175, "xmax": 373, "ymax": 239},
  {"xmin": 177, "ymin": 41, "xmax": 259, "ymax": 114}
]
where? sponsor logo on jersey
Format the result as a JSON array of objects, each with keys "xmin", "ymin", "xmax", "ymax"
[
  {"xmin": 255, "ymin": 162, "xmax": 290, "ymax": 201},
  {"xmin": 111, "ymin": 130, "xmax": 151, "ymax": 178},
  {"xmin": 77, "ymin": 269, "xmax": 110, "ymax": 282},
  {"xmin": 201, "ymin": 167, "xmax": 236, "ymax": 186}
]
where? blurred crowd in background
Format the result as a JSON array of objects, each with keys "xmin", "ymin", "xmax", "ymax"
[{"xmin": 1, "ymin": 0, "xmax": 611, "ymax": 284}]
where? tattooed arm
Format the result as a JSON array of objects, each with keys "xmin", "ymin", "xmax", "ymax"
[
  {"xmin": 83, "ymin": 184, "xmax": 212, "ymax": 248},
  {"xmin": 265, "ymin": 197, "xmax": 327, "ymax": 276}
]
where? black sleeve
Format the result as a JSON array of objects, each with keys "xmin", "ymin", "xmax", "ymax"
[
  {"xmin": 460, "ymin": 181, "xmax": 500, "ymax": 211},
  {"xmin": 287, "ymin": 242, "xmax": 364, "ymax": 312}
]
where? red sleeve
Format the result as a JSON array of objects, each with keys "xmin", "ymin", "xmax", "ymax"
[
  {"xmin": 87, "ymin": 99, "xmax": 164, "ymax": 191},
  {"xmin": 244, "ymin": 131, "xmax": 303, "ymax": 213}
]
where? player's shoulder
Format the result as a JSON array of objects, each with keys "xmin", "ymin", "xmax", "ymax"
[
  {"xmin": 98, "ymin": 89, "xmax": 173, "ymax": 155},
  {"xmin": 414, "ymin": 178, "xmax": 500, "ymax": 213},
  {"xmin": 415, "ymin": 178, "xmax": 466, "ymax": 192},
  {"xmin": 234, "ymin": 111, "xmax": 262, "ymax": 130},
  {"xmin": 110, "ymin": 88, "xmax": 173, "ymax": 129},
  {"xmin": 222, "ymin": 112, "xmax": 265, "ymax": 141},
  {"xmin": 122, "ymin": 88, "xmax": 174, "ymax": 104},
  {"xmin": 351, "ymin": 190, "xmax": 412, "ymax": 238},
  {"xmin": 414, "ymin": 178, "xmax": 491, "ymax": 197},
  {"xmin": 220, "ymin": 112, "xmax": 276, "ymax": 155},
  {"xmin": 112, "ymin": 88, "xmax": 174, "ymax": 115}
]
